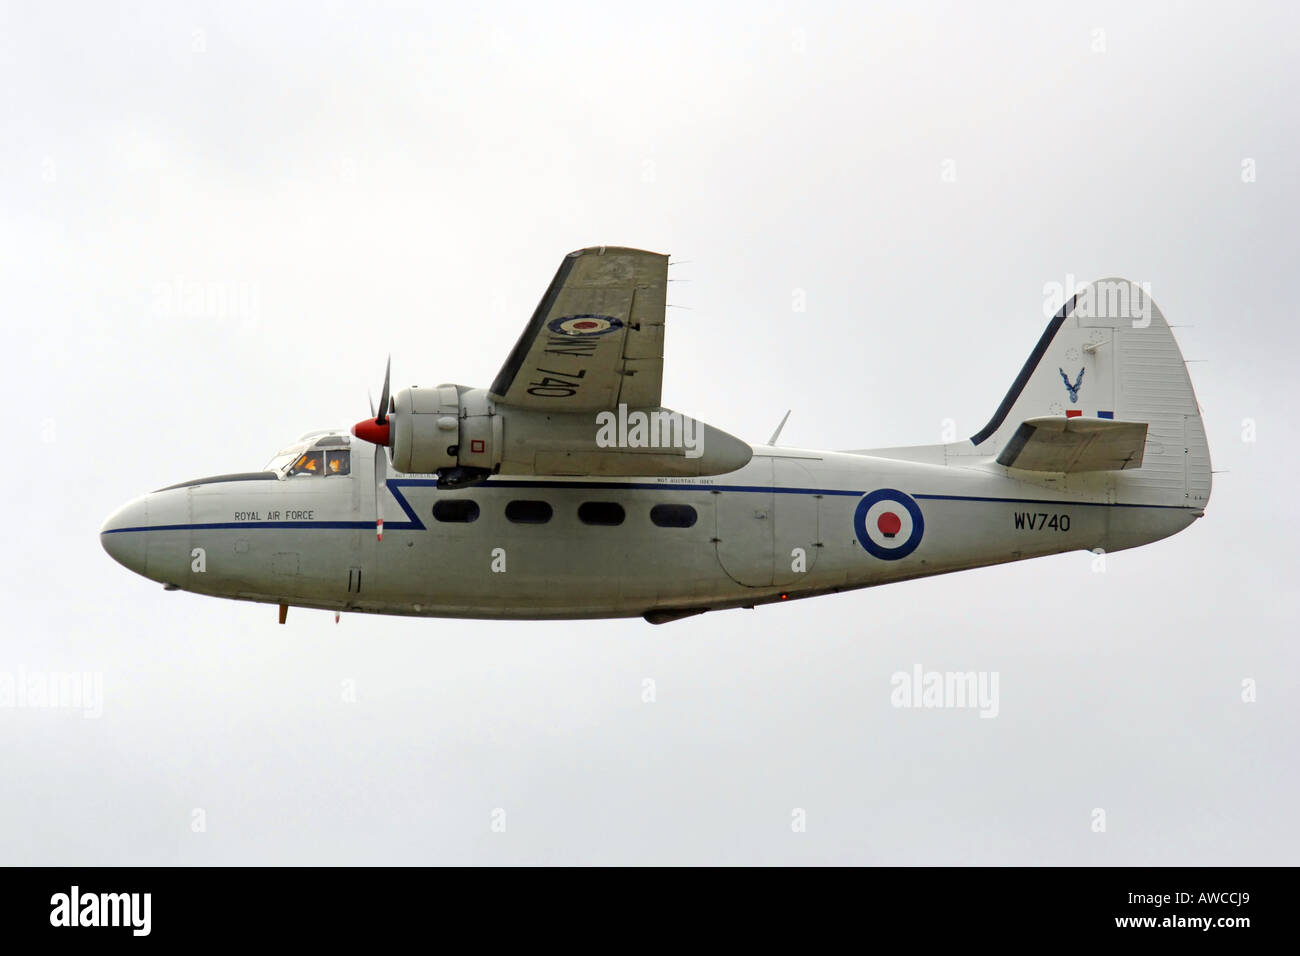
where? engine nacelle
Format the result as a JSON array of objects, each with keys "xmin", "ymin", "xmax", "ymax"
[
  {"xmin": 387, "ymin": 384, "xmax": 753, "ymax": 484},
  {"xmin": 389, "ymin": 385, "xmax": 502, "ymax": 486}
]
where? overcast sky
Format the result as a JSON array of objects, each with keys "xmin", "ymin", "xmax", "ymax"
[{"xmin": 2, "ymin": 0, "xmax": 1297, "ymax": 864}]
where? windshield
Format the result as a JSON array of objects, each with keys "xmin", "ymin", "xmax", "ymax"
[
  {"xmin": 264, "ymin": 434, "xmax": 353, "ymax": 476},
  {"xmin": 264, "ymin": 442, "xmax": 309, "ymax": 474}
]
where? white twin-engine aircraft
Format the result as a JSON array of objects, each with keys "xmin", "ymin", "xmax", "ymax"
[{"xmin": 102, "ymin": 247, "xmax": 1211, "ymax": 625}]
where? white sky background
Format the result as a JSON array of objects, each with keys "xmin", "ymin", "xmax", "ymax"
[{"xmin": 2, "ymin": 0, "xmax": 1297, "ymax": 864}]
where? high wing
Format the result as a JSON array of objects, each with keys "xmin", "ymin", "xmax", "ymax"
[
  {"xmin": 996, "ymin": 416, "xmax": 1148, "ymax": 473},
  {"xmin": 489, "ymin": 246, "xmax": 668, "ymax": 411}
]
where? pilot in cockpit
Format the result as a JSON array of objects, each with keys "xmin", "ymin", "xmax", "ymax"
[
  {"xmin": 267, "ymin": 433, "xmax": 352, "ymax": 478},
  {"xmin": 325, "ymin": 450, "xmax": 350, "ymax": 475},
  {"xmin": 289, "ymin": 451, "xmax": 324, "ymax": 476}
]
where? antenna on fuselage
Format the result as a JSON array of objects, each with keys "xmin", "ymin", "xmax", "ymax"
[{"xmin": 767, "ymin": 410, "xmax": 792, "ymax": 446}]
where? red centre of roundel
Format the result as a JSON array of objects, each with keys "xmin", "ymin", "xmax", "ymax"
[
  {"xmin": 573, "ymin": 320, "xmax": 599, "ymax": 330},
  {"xmin": 877, "ymin": 511, "xmax": 902, "ymax": 538}
]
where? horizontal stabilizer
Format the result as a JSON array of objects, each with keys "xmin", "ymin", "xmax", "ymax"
[{"xmin": 996, "ymin": 417, "xmax": 1148, "ymax": 473}]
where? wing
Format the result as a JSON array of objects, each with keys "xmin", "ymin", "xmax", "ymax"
[
  {"xmin": 489, "ymin": 246, "xmax": 669, "ymax": 411},
  {"xmin": 1059, "ymin": 367, "xmax": 1071, "ymax": 387}
]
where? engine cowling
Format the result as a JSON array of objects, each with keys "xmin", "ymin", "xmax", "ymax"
[
  {"xmin": 389, "ymin": 385, "xmax": 502, "ymax": 487},
  {"xmin": 382, "ymin": 384, "xmax": 753, "ymax": 484}
]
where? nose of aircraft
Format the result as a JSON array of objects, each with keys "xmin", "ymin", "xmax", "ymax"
[{"xmin": 100, "ymin": 495, "xmax": 150, "ymax": 576}]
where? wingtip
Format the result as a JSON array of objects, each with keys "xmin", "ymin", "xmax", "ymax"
[{"xmin": 568, "ymin": 245, "xmax": 669, "ymax": 260}]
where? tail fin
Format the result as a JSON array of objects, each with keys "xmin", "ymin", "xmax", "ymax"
[{"xmin": 956, "ymin": 278, "xmax": 1211, "ymax": 509}]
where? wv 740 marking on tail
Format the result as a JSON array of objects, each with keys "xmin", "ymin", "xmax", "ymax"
[{"xmin": 1013, "ymin": 512, "xmax": 1071, "ymax": 531}]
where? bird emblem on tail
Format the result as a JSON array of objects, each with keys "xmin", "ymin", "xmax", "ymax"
[{"xmin": 1059, "ymin": 367, "xmax": 1085, "ymax": 403}]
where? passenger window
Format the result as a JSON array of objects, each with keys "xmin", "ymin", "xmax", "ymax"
[
  {"xmin": 433, "ymin": 499, "xmax": 480, "ymax": 523},
  {"xmin": 578, "ymin": 502, "xmax": 625, "ymax": 526},
  {"xmin": 289, "ymin": 451, "xmax": 324, "ymax": 476},
  {"xmin": 650, "ymin": 503, "xmax": 697, "ymax": 528},
  {"xmin": 505, "ymin": 500, "xmax": 553, "ymax": 524},
  {"xmin": 325, "ymin": 450, "xmax": 351, "ymax": 476}
]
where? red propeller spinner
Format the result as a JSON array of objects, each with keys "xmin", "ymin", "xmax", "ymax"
[
  {"xmin": 352, "ymin": 357, "xmax": 392, "ymax": 446},
  {"xmin": 352, "ymin": 417, "xmax": 390, "ymax": 446}
]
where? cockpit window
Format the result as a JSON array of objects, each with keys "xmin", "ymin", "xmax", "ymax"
[
  {"xmin": 266, "ymin": 434, "xmax": 352, "ymax": 477},
  {"xmin": 289, "ymin": 451, "xmax": 325, "ymax": 476},
  {"xmin": 287, "ymin": 449, "xmax": 350, "ymax": 476}
]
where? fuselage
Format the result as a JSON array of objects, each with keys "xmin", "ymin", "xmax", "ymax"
[{"xmin": 100, "ymin": 436, "xmax": 1202, "ymax": 623}]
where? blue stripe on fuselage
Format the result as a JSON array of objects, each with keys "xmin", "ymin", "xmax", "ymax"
[{"xmin": 100, "ymin": 476, "xmax": 1198, "ymax": 535}]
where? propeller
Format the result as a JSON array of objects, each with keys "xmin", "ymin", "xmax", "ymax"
[{"xmin": 352, "ymin": 357, "xmax": 392, "ymax": 542}]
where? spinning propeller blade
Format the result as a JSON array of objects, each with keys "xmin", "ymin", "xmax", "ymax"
[{"xmin": 352, "ymin": 358, "xmax": 393, "ymax": 542}]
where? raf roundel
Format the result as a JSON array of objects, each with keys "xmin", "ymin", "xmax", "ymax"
[
  {"xmin": 547, "ymin": 314, "xmax": 624, "ymax": 337},
  {"xmin": 853, "ymin": 489, "xmax": 925, "ymax": 560}
]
